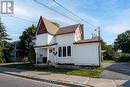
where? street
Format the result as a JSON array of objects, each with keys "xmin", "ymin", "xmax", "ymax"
[{"xmin": 0, "ymin": 73, "xmax": 65, "ymax": 87}]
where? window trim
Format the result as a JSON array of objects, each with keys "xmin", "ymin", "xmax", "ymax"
[{"xmin": 58, "ymin": 46, "xmax": 72, "ymax": 58}]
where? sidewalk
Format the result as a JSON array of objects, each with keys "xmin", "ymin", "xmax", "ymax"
[{"xmin": 0, "ymin": 67, "xmax": 129, "ymax": 87}]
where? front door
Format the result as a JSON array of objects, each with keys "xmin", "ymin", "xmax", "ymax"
[{"xmin": 43, "ymin": 48, "xmax": 48, "ymax": 63}]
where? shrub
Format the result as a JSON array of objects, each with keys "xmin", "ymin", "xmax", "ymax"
[
  {"xmin": 103, "ymin": 50, "xmax": 114, "ymax": 60},
  {"xmin": 0, "ymin": 57, "xmax": 6, "ymax": 63},
  {"xmin": 114, "ymin": 52, "xmax": 130, "ymax": 62},
  {"xmin": 27, "ymin": 46, "xmax": 36, "ymax": 64},
  {"xmin": 0, "ymin": 58, "xmax": 3, "ymax": 63}
]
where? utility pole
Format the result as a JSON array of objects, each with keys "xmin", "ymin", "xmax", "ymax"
[
  {"xmin": 98, "ymin": 26, "xmax": 101, "ymax": 66},
  {"xmin": 0, "ymin": 17, "xmax": 1, "ymax": 28},
  {"xmin": 14, "ymin": 43, "xmax": 17, "ymax": 61}
]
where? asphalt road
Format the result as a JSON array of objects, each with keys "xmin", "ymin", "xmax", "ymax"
[
  {"xmin": 101, "ymin": 62, "xmax": 130, "ymax": 80},
  {"xmin": 0, "ymin": 73, "xmax": 66, "ymax": 87}
]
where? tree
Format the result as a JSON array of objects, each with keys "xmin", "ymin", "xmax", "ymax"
[
  {"xmin": 101, "ymin": 40, "xmax": 115, "ymax": 60},
  {"xmin": 50, "ymin": 21, "xmax": 60, "ymax": 28},
  {"xmin": 19, "ymin": 24, "xmax": 36, "ymax": 57},
  {"xmin": 27, "ymin": 46, "xmax": 36, "ymax": 63},
  {"xmin": 101, "ymin": 40, "xmax": 108, "ymax": 50},
  {"xmin": 114, "ymin": 30, "xmax": 130, "ymax": 53},
  {"xmin": 0, "ymin": 18, "xmax": 11, "ymax": 63}
]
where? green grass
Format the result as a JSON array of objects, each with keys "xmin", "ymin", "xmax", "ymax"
[
  {"xmin": 103, "ymin": 60, "xmax": 115, "ymax": 63},
  {"xmin": 0, "ymin": 63, "xmax": 102, "ymax": 78}
]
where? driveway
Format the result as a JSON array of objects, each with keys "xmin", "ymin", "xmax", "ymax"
[{"xmin": 101, "ymin": 62, "xmax": 130, "ymax": 80}]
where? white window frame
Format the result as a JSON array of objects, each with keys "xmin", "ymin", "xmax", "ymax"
[{"xmin": 58, "ymin": 46, "xmax": 72, "ymax": 58}]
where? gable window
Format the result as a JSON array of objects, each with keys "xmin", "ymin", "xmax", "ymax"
[
  {"xmin": 63, "ymin": 46, "xmax": 66, "ymax": 57},
  {"xmin": 67, "ymin": 46, "xmax": 71, "ymax": 56},
  {"xmin": 58, "ymin": 47, "xmax": 62, "ymax": 57}
]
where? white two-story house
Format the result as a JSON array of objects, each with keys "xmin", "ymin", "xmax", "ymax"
[{"xmin": 32, "ymin": 16, "xmax": 101, "ymax": 66}]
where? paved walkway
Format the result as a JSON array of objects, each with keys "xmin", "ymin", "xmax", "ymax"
[{"xmin": 0, "ymin": 67, "xmax": 130, "ymax": 87}]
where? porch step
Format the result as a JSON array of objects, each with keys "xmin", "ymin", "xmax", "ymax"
[
  {"xmin": 50, "ymin": 63, "xmax": 58, "ymax": 67},
  {"xmin": 34, "ymin": 64, "xmax": 48, "ymax": 67}
]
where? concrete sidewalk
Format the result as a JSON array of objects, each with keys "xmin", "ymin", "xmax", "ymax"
[{"xmin": 0, "ymin": 67, "xmax": 129, "ymax": 87}]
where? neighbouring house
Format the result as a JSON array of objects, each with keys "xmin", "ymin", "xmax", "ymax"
[
  {"xmin": 10, "ymin": 41, "xmax": 22, "ymax": 62},
  {"xmin": 32, "ymin": 16, "xmax": 101, "ymax": 66}
]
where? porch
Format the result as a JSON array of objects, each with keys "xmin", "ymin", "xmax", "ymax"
[{"xmin": 35, "ymin": 45, "xmax": 57, "ymax": 64}]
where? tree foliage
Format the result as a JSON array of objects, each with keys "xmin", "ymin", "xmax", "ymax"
[
  {"xmin": 50, "ymin": 21, "xmax": 60, "ymax": 28},
  {"xmin": 101, "ymin": 41, "xmax": 108, "ymax": 50},
  {"xmin": 27, "ymin": 46, "xmax": 36, "ymax": 63},
  {"xmin": 0, "ymin": 18, "xmax": 11, "ymax": 62},
  {"xmin": 19, "ymin": 24, "xmax": 36, "ymax": 57},
  {"xmin": 114, "ymin": 30, "xmax": 130, "ymax": 53},
  {"xmin": 101, "ymin": 40, "xmax": 115, "ymax": 60}
]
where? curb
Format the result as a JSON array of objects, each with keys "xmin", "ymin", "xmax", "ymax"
[{"xmin": 1, "ymin": 72, "xmax": 91, "ymax": 87}]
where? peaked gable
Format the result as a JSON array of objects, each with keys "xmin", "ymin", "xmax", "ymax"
[
  {"xmin": 36, "ymin": 16, "xmax": 84, "ymax": 36},
  {"xmin": 37, "ymin": 19, "xmax": 47, "ymax": 35},
  {"xmin": 36, "ymin": 16, "xmax": 59, "ymax": 35}
]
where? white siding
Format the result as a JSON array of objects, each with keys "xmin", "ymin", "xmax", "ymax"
[
  {"xmin": 73, "ymin": 43, "xmax": 99, "ymax": 66},
  {"xmin": 35, "ymin": 32, "xmax": 100, "ymax": 66},
  {"xmin": 36, "ymin": 34, "xmax": 55, "ymax": 46},
  {"xmin": 56, "ymin": 33, "xmax": 74, "ymax": 45},
  {"xmin": 36, "ymin": 34, "xmax": 48, "ymax": 46},
  {"xmin": 48, "ymin": 34, "xmax": 55, "ymax": 44},
  {"xmin": 55, "ymin": 33, "xmax": 74, "ymax": 63}
]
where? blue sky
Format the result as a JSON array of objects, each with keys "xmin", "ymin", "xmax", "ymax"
[{"xmin": 1, "ymin": 0, "xmax": 130, "ymax": 44}]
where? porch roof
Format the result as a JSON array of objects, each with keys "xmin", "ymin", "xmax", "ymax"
[
  {"xmin": 34, "ymin": 43, "xmax": 57, "ymax": 48},
  {"xmin": 73, "ymin": 37, "xmax": 101, "ymax": 44}
]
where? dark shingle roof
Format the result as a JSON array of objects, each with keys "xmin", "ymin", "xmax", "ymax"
[
  {"xmin": 55, "ymin": 24, "xmax": 80, "ymax": 35},
  {"xmin": 36, "ymin": 16, "xmax": 82, "ymax": 36}
]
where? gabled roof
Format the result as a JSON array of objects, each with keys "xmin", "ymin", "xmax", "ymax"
[
  {"xmin": 36, "ymin": 16, "xmax": 83, "ymax": 36},
  {"xmin": 36, "ymin": 16, "xmax": 59, "ymax": 35},
  {"xmin": 56, "ymin": 24, "xmax": 80, "ymax": 35}
]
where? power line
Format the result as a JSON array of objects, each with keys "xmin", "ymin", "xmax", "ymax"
[
  {"xmin": 12, "ymin": 16, "xmax": 36, "ymax": 23},
  {"xmin": 33, "ymin": 0, "xmax": 79, "ymax": 23},
  {"xmin": 53, "ymin": 0, "xmax": 97, "ymax": 28},
  {"xmin": 33, "ymin": 0, "xmax": 100, "ymax": 37},
  {"xmin": 1, "ymin": 16, "xmax": 36, "ymax": 23}
]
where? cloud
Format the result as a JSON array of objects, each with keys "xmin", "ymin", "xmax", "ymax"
[
  {"xmin": 14, "ymin": 5, "xmax": 76, "ymax": 26},
  {"xmin": 6, "ymin": 0, "xmax": 100, "ymax": 42},
  {"xmin": 15, "ymin": 0, "xmax": 99, "ymax": 27},
  {"xmin": 104, "ymin": 8, "xmax": 130, "ymax": 35}
]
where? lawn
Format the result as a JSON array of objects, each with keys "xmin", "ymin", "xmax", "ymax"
[
  {"xmin": 103, "ymin": 60, "xmax": 115, "ymax": 63},
  {"xmin": 0, "ymin": 63, "xmax": 102, "ymax": 78}
]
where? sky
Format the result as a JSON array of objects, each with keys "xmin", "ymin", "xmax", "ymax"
[{"xmin": 1, "ymin": 0, "xmax": 130, "ymax": 44}]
